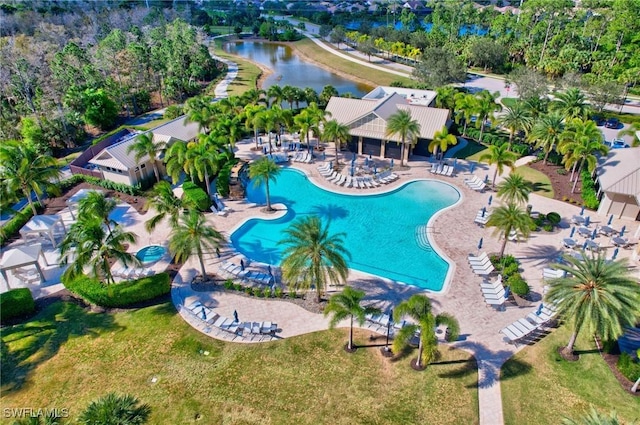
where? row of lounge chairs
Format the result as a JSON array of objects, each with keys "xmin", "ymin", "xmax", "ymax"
[
  {"xmin": 266, "ymin": 153, "xmax": 288, "ymax": 163},
  {"xmin": 364, "ymin": 312, "xmax": 407, "ymax": 334},
  {"xmin": 184, "ymin": 301, "xmax": 278, "ymax": 341},
  {"xmin": 474, "ymin": 208, "xmax": 491, "ymax": 226},
  {"xmin": 218, "ymin": 261, "xmax": 274, "ymax": 286},
  {"xmin": 317, "ymin": 163, "xmax": 398, "ymax": 188},
  {"xmin": 430, "ymin": 163, "xmax": 455, "ymax": 177},
  {"xmin": 113, "ymin": 267, "xmax": 155, "ymax": 279},
  {"xmin": 463, "ymin": 175, "xmax": 487, "ymax": 192},
  {"xmin": 292, "ymin": 152, "xmax": 313, "ymax": 163},
  {"xmin": 500, "ymin": 304, "xmax": 558, "ymax": 345},
  {"xmin": 468, "ymin": 252, "xmax": 496, "ymax": 276},
  {"xmin": 477, "ymin": 274, "xmax": 508, "ymax": 309}
]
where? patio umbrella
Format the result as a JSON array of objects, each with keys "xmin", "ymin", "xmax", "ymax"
[
  {"xmin": 329, "ymin": 162, "xmax": 333, "ymax": 169},
  {"xmin": 488, "ymin": 195, "xmax": 493, "ymax": 206},
  {"xmin": 201, "ymin": 308, "xmax": 207, "ymax": 320},
  {"xmin": 268, "ymin": 265, "xmax": 272, "ymax": 276},
  {"xmin": 453, "ymin": 159, "xmax": 457, "ymax": 169},
  {"xmin": 569, "ymin": 227, "xmax": 575, "ymax": 238},
  {"xmin": 477, "ymin": 237, "xmax": 483, "ymax": 250},
  {"xmin": 469, "ymin": 162, "xmax": 476, "ymax": 173},
  {"xmin": 390, "ymin": 158, "xmax": 394, "ymax": 168},
  {"xmin": 322, "ymin": 152, "xmax": 326, "ymax": 160},
  {"xmin": 350, "ymin": 166, "xmax": 355, "ymax": 176},
  {"xmin": 352, "ymin": 152, "xmax": 356, "ymax": 161},
  {"xmin": 607, "ymin": 215, "xmax": 613, "ymax": 226},
  {"xmin": 536, "ymin": 303, "xmax": 544, "ymax": 315},
  {"xmin": 369, "ymin": 153, "xmax": 372, "ymax": 160},
  {"xmin": 612, "ymin": 247, "xmax": 619, "ymax": 260},
  {"xmin": 591, "ymin": 228, "xmax": 597, "ymax": 240},
  {"xmin": 620, "ymin": 226, "xmax": 626, "ymax": 237},
  {"xmin": 580, "ymin": 206, "xmax": 585, "ymax": 216},
  {"xmin": 240, "ymin": 259, "xmax": 245, "ymax": 271},
  {"xmin": 351, "ymin": 158, "xmax": 355, "ymax": 166},
  {"xmin": 484, "ymin": 174, "xmax": 489, "ymax": 183},
  {"xmin": 233, "ymin": 310, "xmax": 239, "ymax": 322},
  {"xmin": 481, "ymin": 206, "xmax": 486, "ymax": 217},
  {"xmin": 582, "ymin": 240, "xmax": 588, "ymax": 250},
  {"xmin": 584, "ymin": 216, "xmax": 590, "ymax": 226},
  {"xmin": 374, "ymin": 166, "xmax": 377, "ymax": 174}
]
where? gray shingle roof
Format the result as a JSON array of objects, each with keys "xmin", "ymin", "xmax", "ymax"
[{"xmin": 597, "ymin": 147, "xmax": 640, "ymax": 201}]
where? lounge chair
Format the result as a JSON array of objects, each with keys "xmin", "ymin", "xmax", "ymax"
[
  {"xmin": 362, "ymin": 178, "xmax": 373, "ymax": 188},
  {"xmin": 482, "ymin": 286, "xmax": 505, "ymax": 298},
  {"xmin": 344, "ymin": 175, "xmax": 353, "ymax": 188},
  {"xmin": 474, "ymin": 263, "xmax": 496, "ymax": 275},
  {"xmin": 443, "ymin": 165, "xmax": 454, "ymax": 177},
  {"xmin": 325, "ymin": 171, "xmax": 337, "ymax": 181},
  {"xmin": 431, "ymin": 164, "xmax": 443, "ymax": 174},
  {"xmin": 470, "ymin": 257, "xmax": 492, "ymax": 268},
  {"xmin": 480, "ymin": 275, "xmax": 503, "ymax": 291},
  {"xmin": 543, "ymin": 268, "xmax": 566, "ymax": 280},
  {"xmin": 210, "ymin": 204, "xmax": 228, "ymax": 217},
  {"xmin": 468, "ymin": 252, "xmax": 489, "ymax": 262}
]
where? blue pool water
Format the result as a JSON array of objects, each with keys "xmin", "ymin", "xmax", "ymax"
[
  {"xmin": 231, "ymin": 169, "xmax": 460, "ymax": 291},
  {"xmin": 136, "ymin": 245, "xmax": 166, "ymax": 264}
]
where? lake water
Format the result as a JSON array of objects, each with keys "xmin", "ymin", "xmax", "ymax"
[{"xmin": 223, "ymin": 41, "xmax": 372, "ymax": 98}]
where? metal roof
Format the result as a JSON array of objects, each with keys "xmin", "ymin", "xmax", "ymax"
[{"xmin": 597, "ymin": 147, "xmax": 640, "ymax": 201}]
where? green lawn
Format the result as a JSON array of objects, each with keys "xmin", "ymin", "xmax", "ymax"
[
  {"xmin": 501, "ymin": 324, "xmax": 640, "ymax": 424},
  {"xmin": 500, "ymin": 97, "xmax": 518, "ymax": 108},
  {"xmin": 1, "ymin": 302, "xmax": 479, "ymax": 424},
  {"xmin": 209, "ymin": 44, "xmax": 263, "ymax": 97},
  {"xmin": 451, "ymin": 139, "xmax": 488, "ymax": 160},
  {"xmin": 514, "ymin": 165, "xmax": 555, "ymax": 198}
]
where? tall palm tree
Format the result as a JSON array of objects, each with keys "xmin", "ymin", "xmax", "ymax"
[
  {"xmin": 551, "ymin": 88, "xmax": 590, "ymax": 120},
  {"xmin": 324, "ymin": 286, "xmax": 381, "ymax": 351},
  {"xmin": 392, "ymin": 294, "xmax": 459, "ymax": 369},
  {"xmin": 454, "ymin": 92, "xmax": 477, "ymax": 136},
  {"xmin": 294, "ymin": 104, "xmax": 326, "ymax": 150},
  {"xmin": 486, "ymin": 203, "xmax": 532, "ymax": 258},
  {"xmin": 529, "ymin": 112, "xmax": 565, "ymax": 165},
  {"xmin": 280, "ymin": 216, "xmax": 349, "ymax": 303},
  {"xmin": 523, "ymin": 96, "xmax": 550, "ymax": 119},
  {"xmin": 559, "ymin": 118, "xmax": 607, "ymax": 192},
  {"xmin": 186, "ymin": 136, "xmax": 224, "ymax": 196},
  {"xmin": 282, "ymin": 85, "xmax": 297, "ymax": 110},
  {"xmin": 243, "ymin": 103, "xmax": 267, "ymax": 150},
  {"xmin": 241, "ymin": 88, "xmax": 266, "ymax": 106},
  {"xmin": 144, "ymin": 181, "xmax": 189, "ymax": 232},
  {"xmin": 319, "ymin": 85, "xmax": 339, "ymax": 106},
  {"xmin": 78, "ymin": 191, "xmax": 117, "ymax": 233},
  {"xmin": 385, "ymin": 109, "xmax": 421, "ymax": 167},
  {"xmin": 267, "ymin": 84, "xmax": 284, "ymax": 107},
  {"xmin": 78, "ymin": 392, "xmax": 151, "ymax": 425},
  {"xmin": 474, "ymin": 91, "xmax": 502, "ymax": 142},
  {"xmin": 0, "ymin": 141, "xmax": 61, "ymax": 215},
  {"xmin": 617, "ymin": 122, "xmax": 640, "ymax": 147},
  {"xmin": 127, "ymin": 132, "xmax": 166, "ymax": 183},
  {"xmin": 60, "ymin": 217, "xmax": 139, "ymax": 285},
  {"xmin": 249, "ymin": 157, "xmax": 281, "ymax": 212},
  {"xmin": 214, "ymin": 116, "xmax": 242, "ymax": 152},
  {"xmin": 546, "ymin": 255, "xmax": 640, "ymax": 359},
  {"xmin": 496, "ymin": 172, "xmax": 533, "ymax": 205},
  {"xmin": 499, "ymin": 102, "xmax": 533, "ymax": 149},
  {"xmin": 322, "ymin": 119, "xmax": 351, "ymax": 167},
  {"xmin": 435, "ymin": 86, "xmax": 458, "ymax": 113},
  {"xmin": 184, "ymin": 96, "xmax": 214, "ymax": 132},
  {"xmin": 478, "ymin": 144, "xmax": 518, "ymax": 188},
  {"xmin": 164, "ymin": 141, "xmax": 189, "ymax": 184},
  {"xmin": 218, "ymin": 95, "xmax": 245, "ymax": 116},
  {"xmin": 168, "ymin": 209, "xmax": 225, "ymax": 279},
  {"xmin": 428, "ymin": 126, "xmax": 458, "ymax": 158},
  {"xmin": 303, "ymin": 87, "xmax": 319, "ymax": 105}
]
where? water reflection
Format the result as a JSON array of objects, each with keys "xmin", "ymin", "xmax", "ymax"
[{"xmin": 223, "ymin": 41, "xmax": 372, "ymax": 97}]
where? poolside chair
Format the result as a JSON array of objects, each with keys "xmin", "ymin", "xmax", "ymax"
[
  {"xmin": 464, "ymin": 176, "xmax": 482, "ymax": 187},
  {"xmin": 474, "ymin": 263, "xmax": 495, "ymax": 276},
  {"xmin": 344, "ymin": 175, "xmax": 353, "ymax": 188},
  {"xmin": 542, "ymin": 268, "xmax": 566, "ymax": 280},
  {"xmin": 484, "ymin": 286, "xmax": 506, "ymax": 303},
  {"xmin": 470, "ymin": 257, "xmax": 492, "ymax": 268},
  {"xmin": 439, "ymin": 165, "xmax": 450, "ymax": 176},
  {"xmin": 468, "ymin": 252, "xmax": 489, "ymax": 262},
  {"xmin": 470, "ymin": 182, "xmax": 487, "ymax": 192},
  {"xmin": 480, "ymin": 275, "xmax": 503, "ymax": 291},
  {"xmin": 362, "ymin": 178, "xmax": 373, "ymax": 188},
  {"xmin": 430, "ymin": 163, "xmax": 442, "ymax": 174},
  {"xmin": 325, "ymin": 171, "xmax": 338, "ymax": 181},
  {"xmin": 482, "ymin": 285, "xmax": 505, "ymax": 298},
  {"xmin": 443, "ymin": 165, "xmax": 454, "ymax": 177},
  {"xmin": 210, "ymin": 204, "xmax": 228, "ymax": 217}
]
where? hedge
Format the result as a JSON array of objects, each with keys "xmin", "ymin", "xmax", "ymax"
[
  {"xmin": 216, "ymin": 163, "xmax": 232, "ymax": 197},
  {"xmin": 56, "ymin": 174, "xmax": 141, "ymax": 196},
  {"xmin": 0, "ymin": 202, "xmax": 42, "ymax": 246},
  {"xmin": 580, "ymin": 169, "xmax": 600, "ymax": 210},
  {"xmin": 617, "ymin": 352, "xmax": 640, "ymax": 382},
  {"xmin": 182, "ymin": 181, "xmax": 211, "ymax": 211},
  {"xmin": 64, "ymin": 272, "xmax": 171, "ymax": 307},
  {"xmin": 0, "ymin": 288, "xmax": 35, "ymax": 322}
]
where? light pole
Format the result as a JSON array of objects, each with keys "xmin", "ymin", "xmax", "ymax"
[{"xmin": 381, "ymin": 309, "xmax": 394, "ymax": 357}]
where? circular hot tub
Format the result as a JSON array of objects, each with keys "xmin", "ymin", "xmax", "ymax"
[{"xmin": 136, "ymin": 245, "xmax": 166, "ymax": 264}]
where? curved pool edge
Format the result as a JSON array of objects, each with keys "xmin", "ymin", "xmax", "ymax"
[{"xmin": 226, "ymin": 202, "xmax": 288, "ymax": 239}]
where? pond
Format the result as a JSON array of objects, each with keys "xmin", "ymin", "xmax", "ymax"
[{"xmin": 223, "ymin": 41, "xmax": 372, "ymax": 98}]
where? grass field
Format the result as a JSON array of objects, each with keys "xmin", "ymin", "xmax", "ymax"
[
  {"xmin": 293, "ymin": 38, "xmax": 414, "ymax": 88},
  {"xmin": 501, "ymin": 324, "xmax": 640, "ymax": 424},
  {"xmin": 1, "ymin": 302, "xmax": 479, "ymax": 424},
  {"xmin": 514, "ymin": 165, "xmax": 555, "ymax": 198},
  {"xmin": 209, "ymin": 42, "xmax": 263, "ymax": 97},
  {"xmin": 451, "ymin": 139, "xmax": 488, "ymax": 159}
]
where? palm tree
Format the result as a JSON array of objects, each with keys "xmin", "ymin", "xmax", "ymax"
[
  {"xmin": 551, "ymin": 88, "xmax": 590, "ymax": 120},
  {"xmin": 78, "ymin": 191, "xmax": 117, "ymax": 233},
  {"xmin": 474, "ymin": 91, "xmax": 502, "ymax": 142},
  {"xmin": 428, "ymin": 126, "xmax": 458, "ymax": 159},
  {"xmin": 184, "ymin": 96, "xmax": 215, "ymax": 131},
  {"xmin": 168, "ymin": 209, "xmax": 225, "ymax": 279},
  {"xmin": 78, "ymin": 392, "xmax": 151, "ymax": 425},
  {"xmin": 546, "ymin": 255, "xmax": 640, "ymax": 359},
  {"xmin": 282, "ymin": 85, "xmax": 297, "ymax": 109},
  {"xmin": 267, "ymin": 84, "xmax": 284, "ymax": 107},
  {"xmin": 617, "ymin": 122, "xmax": 640, "ymax": 147},
  {"xmin": 435, "ymin": 86, "xmax": 458, "ymax": 113},
  {"xmin": 392, "ymin": 294, "xmax": 459, "ymax": 370},
  {"xmin": 303, "ymin": 87, "xmax": 319, "ymax": 105},
  {"xmin": 144, "ymin": 181, "xmax": 189, "ymax": 232},
  {"xmin": 280, "ymin": 216, "xmax": 349, "ymax": 303},
  {"xmin": 496, "ymin": 172, "xmax": 533, "ymax": 205},
  {"xmin": 453, "ymin": 92, "xmax": 477, "ymax": 136},
  {"xmin": 478, "ymin": 144, "xmax": 518, "ymax": 188},
  {"xmin": 529, "ymin": 112, "xmax": 565, "ymax": 165},
  {"xmin": 241, "ymin": 88, "xmax": 266, "ymax": 106},
  {"xmin": 60, "ymin": 217, "xmax": 139, "ymax": 285},
  {"xmin": 322, "ymin": 119, "xmax": 351, "ymax": 168},
  {"xmin": 164, "ymin": 141, "xmax": 189, "ymax": 184},
  {"xmin": 249, "ymin": 157, "xmax": 281, "ymax": 212},
  {"xmin": 186, "ymin": 136, "xmax": 223, "ymax": 196},
  {"xmin": 324, "ymin": 286, "xmax": 381, "ymax": 351},
  {"xmin": 0, "ymin": 141, "xmax": 61, "ymax": 215},
  {"xmin": 385, "ymin": 109, "xmax": 421, "ymax": 167},
  {"xmin": 295, "ymin": 104, "xmax": 326, "ymax": 150},
  {"xmin": 486, "ymin": 203, "xmax": 532, "ymax": 258},
  {"xmin": 244, "ymin": 103, "xmax": 267, "ymax": 150},
  {"xmin": 214, "ymin": 116, "xmax": 242, "ymax": 152},
  {"xmin": 559, "ymin": 118, "xmax": 607, "ymax": 192},
  {"xmin": 126, "ymin": 132, "xmax": 166, "ymax": 183},
  {"xmin": 499, "ymin": 102, "xmax": 533, "ymax": 149},
  {"xmin": 562, "ymin": 406, "xmax": 626, "ymax": 425},
  {"xmin": 319, "ymin": 85, "xmax": 339, "ymax": 107}
]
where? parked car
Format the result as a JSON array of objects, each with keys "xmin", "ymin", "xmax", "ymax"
[
  {"xmin": 605, "ymin": 117, "xmax": 620, "ymax": 129},
  {"xmin": 591, "ymin": 115, "xmax": 605, "ymax": 126},
  {"xmin": 611, "ymin": 138, "xmax": 630, "ymax": 149}
]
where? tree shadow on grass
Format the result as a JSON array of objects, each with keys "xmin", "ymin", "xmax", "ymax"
[
  {"xmin": 531, "ymin": 182, "xmax": 552, "ymax": 194},
  {"xmin": 455, "ymin": 340, "xmax": 532, "ymax": 389},
  {"xmin": 0, "ymin": 301, "xmax": 122, "ymax": 393}
]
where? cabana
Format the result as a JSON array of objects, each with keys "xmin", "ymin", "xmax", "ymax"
[
  {"xmin": 19, "ymin": 214, "xmax": 66, "ymax": 247},
  {"xmin": 66, "ymin": 189, "xmax": 104, "ymax": 219},
  {"xmin": 0, "ymin": 243, "xmax": 48, "ymax": 284}
]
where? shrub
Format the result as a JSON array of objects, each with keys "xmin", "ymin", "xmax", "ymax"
[
  {"xmin": 244, "ymin": 287, "xmax": 252, "ymax": 295},
  {"xmin": 0, "ymin": 288, "xmax": 35, "ymax": 322},
  {"xmin": 263, "ymin": 287, "xmax": 272, "ymax": 298},
  {"xmin": 224, "ymin": 279, "xmax": 234, "ymax": 290},
  {"xmin": 164, "ymin": 105, "xmax": 184, "ymax": 119},
  {"xmin": 288, "ymin": 290, "xmax": 297, "ymax": 299},
  {"xmin": 546, "ymin": 212, "xmax": 561, "ymax": 226},
  {"xmin": 508, "ymin": 273, "xmax": 530, "ymax": 296},
  {"xmin": 64, "ymin": 273, "xmax": 170, "ymax": 307},
  {"xmin": 534, "ymin": 216, "xmax": 546, "ymax": 227},
  {"xmin": 274, "ymin": 287, "xmax": 283, "ymax": 298},
  {"xmin": 617, "ymin": 352, "xmax": 640, "ymax": 382},
  {"xmin": 502, "ymin": 263, "xmax": 519, "ymax": 278},
  {"xmin": 542, "ymin": 223, "xmax": 553, "ymax": 232},
  {"xmin": 233, "ymin": 283, "xmax": 243, "ymax": 291},
  {"xmin": 0, "ymin": 202, "xmax": 42, "ymax": 246},
  {"xmin": 181, "ymin": 181, "xmax": 211, "ymax": 211},
  {"xmin": 253, "ymin": 287, "xmax": 263, "ymax": 297},
  {"xmin": 556, "ymin": 168, "xmax": 567, "ymax": 175}
]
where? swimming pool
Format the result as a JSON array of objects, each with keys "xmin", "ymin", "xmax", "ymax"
[
  {"xmin": 231, "ymin": 169, "xmax": 461, "ymax": 291},
  {"xmin": 136, "ymin": 245, "xmax": 166, "ymax": 264}
]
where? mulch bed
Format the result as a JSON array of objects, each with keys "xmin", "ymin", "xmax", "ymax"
[
  {"xmin": 528, "ymin": 161, "xmax": 583, "ymax": 204},
  {"xmin": 42, "ymin": 182, "xmax": 148, "ymax": 216}
]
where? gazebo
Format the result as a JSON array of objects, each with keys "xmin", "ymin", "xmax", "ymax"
[
  {"xmin": 19, "ymin": 214, "xmax": 66, "ymax": 247},
  {"xmin": 0, "ymin": 243, "xmax": 48, "ymax": 284},
  {"xmin": 66, "ymin": 189, "xmax": 104, "ymax": 219}
]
